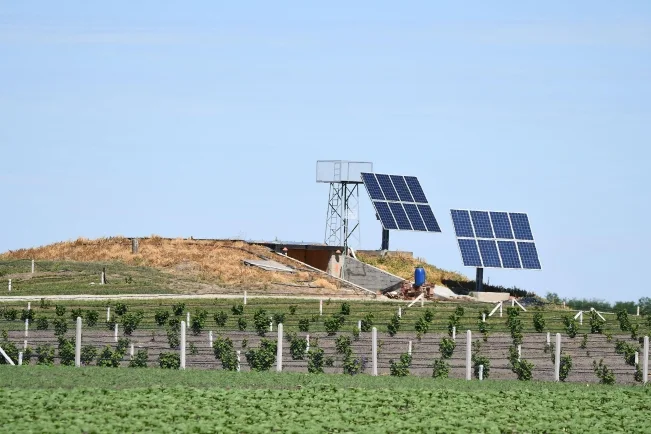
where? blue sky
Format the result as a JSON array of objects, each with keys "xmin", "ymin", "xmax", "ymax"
[{"xmin": 1, "ymin": 2, "xmax": 650, "ymax": 302}]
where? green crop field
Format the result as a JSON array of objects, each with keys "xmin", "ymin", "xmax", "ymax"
[{"xmin": 0, "ymin": 366, "xmax": 649, "ymax": 433}]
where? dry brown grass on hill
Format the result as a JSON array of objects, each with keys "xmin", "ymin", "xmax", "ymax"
[
  {"xmin": 356, "ymin": 252, "xmax": 468, "ymax": 286},
  {"xmin": 0, "ymin": 236, "xmax": 337, "ymax": 289}
]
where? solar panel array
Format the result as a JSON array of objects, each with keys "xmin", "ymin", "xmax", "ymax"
[
  {"xmin": 360, "ymin": 173, "xmax": 441, "ymax": 233},
  {"xmin": 450, "ymin": 209, "xmax": 541, "ymax": 270}
]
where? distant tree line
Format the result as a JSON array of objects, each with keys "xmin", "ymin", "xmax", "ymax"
[{"xmin": 545, "ymin": 292, "xmax": 651, "ymax": 314}]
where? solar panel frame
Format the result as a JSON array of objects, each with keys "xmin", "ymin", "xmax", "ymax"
[
  {"xmin": 457, "ymin": 239, "xmax": 483, "ymax": 267},
  {"xmin": 497, "ymin": 240, "xmax": 522, "ymax": 269},
  {"xmin": 477, "ymin": 239, "xmax": 502, "ymax": 268},
  {"xmin": 388, "ymin": 202, "xmax": 413, "ymax": 230},
  {"xmin": 510, "ymin": 213, "xmax": 535, "ymax": 241},
  {"xmin": 404, "ymin": 176, "xmax": 428, "ymax": 203},
  {"xmin": 389, "ymin": 175, "xmax": 415, "ymax": 202},
  {"xmin": 450, "ymin": 209, "xmax": 475, "ymax": 237},
  {"xmin": 375, "ymin": 174, "xmax": 400, "ymax": 202},
  {"xmin": 517, "ymin": 242, "xmax": 541, "ymax": 269},
  {"xmin": 402, "ymin": 203, "xmax": 427, "ymax": 231},
  {"xmin": 470, "ymin": 211, "xmax": 494, "ymax": 239},
  {"xmin": 371, "ymin": 201, "xmax": 398, "ymax": 230},
  {"xmin": 417, "ymin": 204, "xmax": 442, "ymax": 232},
  {"xmin": 360, "ymin": 173, "xmax": 385, "ymax": 201}
]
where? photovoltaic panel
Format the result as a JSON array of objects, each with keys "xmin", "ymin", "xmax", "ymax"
[
  {"xmin": 390, "ymin": 175, "xmax": 415, "ymax": 202},
  {"xmin": 372, "ymin": 201, "xmax": 398, "ymax": 230},
  {"xmin": 451, "ymin": 209, "xmax": 474, "ymax": 237},
  {"xmin": 510, "ymin": 213, "xmax": 534, "ymax": 241},
  {"xmin": 450, "ymin": 209, "xmax": 541, "ymax": 270},
  {"xmin": 388, "ymin": 202, "xmax": 412, "ymax": 230},
  {"xmin": 404, "ymin": 176, "xmax": 428, "ymax": 203},
  {"xmin": 490, "ymin": 212, "xmax": 514, "ymax": 239},
  {"xmin": 457, "ymin": 239, "xmax": 482, "ymax": 267},
  {"xmin": 375, "ymin": 174, "xmax": 400, "ymax": 202},
  {"xmin": 470, "ymin": 211, "xmax": 494, "ymax": 239},
  {"xmin": 477, "ymin": 239, "xmax": 501, "ymax": 268},
  {"xmin": 417, "ymin": 205, "xmax": 442, "ymax": 232},
  {"xmin": 517, "ymin": 242, "xmax": 541, "ymax": 269},
  {"xmin": 360, "ymin": 173, "xmax": 385, "ymax": 201},
  {"xmin": 360, "ymin": 172, "xmax": 441, "ymax": 233},
  {"xmin": 497, "ymin": 241, "xmax": 522, "ymax": 269},
  {"xmin": 403, "ymin": 203, "xmax": 427, "ymax": 231}
]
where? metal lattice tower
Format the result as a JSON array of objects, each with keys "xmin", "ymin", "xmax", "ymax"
[{"xmin": 317, "ymin": 160, "xmax": 372, "ymax": 251}]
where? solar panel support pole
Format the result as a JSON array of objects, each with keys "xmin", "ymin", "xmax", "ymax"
[
  {"xmin": 381, "ymin": 228, "xmax": 389, "ymax": 251},
  {"xmin": 475, "ymin": 267, "xmax": 484, "ymax": 292}
]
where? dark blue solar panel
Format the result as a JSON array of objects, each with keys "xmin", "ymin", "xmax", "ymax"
[
  {"xmin": 388, "ymin": 202, "xmax": 412, "ymax": 230},
  {"xmin": 497, "ymin": 241, "xmax": 521, "ymax": 268},
  {"xmin": 458, "ymin": 239, "xmax": 482, "ymax": 267},
  {"xmin": 375, "ymin": 174, "xmax": 400, "ymax": 201},
  {"xmin": 477, "ymin": 240, "xmax": 501, "ymax": 268},
  {"xmin": 417, "ymin": 205, "xmax": 442, "ymax": 232},
  {"xmin": 373, "ymin": 201, "xmax": 398, "ymax": 230},
  {"xmin": 451, "ymin": 209, "xmax": 474, "ymax": 237},
  {"xmin": 403, "ymin": 203, "xmax": 427, "ymax": 231},
  {"xmin": 390, "ymin": 175, "xmax": 415, "ymax": 202},
  {"xmin": 404, "ymin": 176, "xmax": 428, "ymax": 203},
  {"xmin": 510, "ymin": 213, "xmax": 534, "ymax": 240},
  {"xmin": 518, "ymin": 242, "xmax": 541, "ymax": 269},
  {"xmin": 489, "ymin": 212, "xmax": 514, "ymax": 239},
  {"xmin": 361, "ymin": 173, "xmax": 385, "ymax": 201},
  {"xmin": 470, "ymin": 211, "xmax": 494, "ymax": 239}
]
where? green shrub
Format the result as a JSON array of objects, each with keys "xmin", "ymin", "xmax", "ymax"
[
  {"xmin": 39, "ymin": 298, "xmax": 51, "ymax": 309},
  {"xmin": 22, "ymin": 347, "xmax": 33, "ymax": 365},
  {"xmin": 389, "ymin": 353, "xmax": 412, "ymax": 377},
  {"xmin": 245, "ymin": 339, "xmax": 277, "ymax": 371},
  {"xmin": 512, "ymin": 359, "xmax": 534, "ymax": 381},
  {"xmin": 237, "ymin": 317, "xmax": 247, "ymax": 331},
  {"xmin": 53, "ymin": 318, "xmax": 68, "ymax": 337},
  {"xmin": 36, "ymin": 344, "xmax": 55, "ymax": 365},
  {"xmin": 340, "ymin": 302, "xmax": 351, "ymax": 316},
  {"xmin": 55, "ymin": 305, "xmax": 66, "ymax": 317},
  {"xmin": 70, "ymin": 308, "xmax": 83, "ymax": 322},
  {"xmin": 253, "ymin": 309, "xmax": 269, "ymax": 336},
  {"xmin": 298, "ymin": 318, "xmax": 310, "ymax": 332},
  {"xmin": 439, "ymin": 337, "xmax": 456, "ymax": 359},
  {"xmin": 324, "ymin": 315, "xmax": 341, "ymax": 335},
  {"xmin": 35, "ymin": 316, "xmax": 49, "ymax": 330},
  {"xmin": 3, "ymin": 308, "xmax": 18, "ymax": 321},
  {"xmin": 58, "ymin": 338, "xmax": 75, "ymax": 366},
  {"xmin": 360, "ymin": 313, "xmax": 374, "ymax": 332},
  {"xmin": 424, "ymin": 309, "xmax": 434, "ymax": 323},
  {"xmin": 593, "ymin": 359, "xmax": 615, "ymax": 385},
  {"xmin": 307, "ymin": 346, "xmax": 325, "ymax": 374},
  {"xmin": 80, "ymin": 345, "xmax": 97, "ymax": 365},
  {"xmin": 214, "ymin": 311, "xmax": 228, "ymax": 327},
  {"xmin": 335, "ymin": 335, "xmax": 352, "ymax": 355},
  {"xmin": 562, "ymin": 316, "xmax": 578, "ymax": 338},
  {"xmin": 273, "ymin": 312, "xmax": 286, "ymax": 326},
  {"xmin": 532, "ymin": 312, "xmax": 545, "ymax": 332},
  {"xmin": 190, "ymin": 310, "xmax": 208, "ymax": 335},
  {"xmin": 415, "ymin": 317, "xmax": 429, "ymax": 335},
  {"xmin": 106, "ymin": 314, "xmax": 117, "ymax": 331},
  {"xmin": 342, "ymin": 354, "xmax": 364, "ymax": 375},
  {"xmin": 289, "ymin": 334, "xmax": 308, "ymax": 360},
  {"xmin": 432, "ymin": 359, "xmax": 450, "ymax": 378},
  {"xmin": 172, "ymin": 303, "xmax": 186, "ymax": 316},
  {"xmin": 20, "ymin": 309, "xmax": 35, "ymax": 322},
  {"xmin": 0, "ymin": 337, "xmax": 18, "ymax": 365},
  {"xmin": 559, "ymin": 354, "xmax": 573, "ymax": 382},
  {"xmin": 580, "ymin": 334, "xmax": 588, "ymax": 349},
  {"xmin": 97, "ymin": 346, "xmax": 122, "ymax": 368},
  {"xmin": 115, "ymin": 303, "xmax": 128, "ymax": 316},
  {"xmin": 159, "ymin": 352, "xmax": 181, "ymax": 369},
  {"xmin": 168, "ymin": 317, "xmax": 180, "ymax": 330},
  {"xmin": 129, "ymin": 349, "xmax": 148, "ymax": 368},
  {"xmin": 85, "ymin": 310, "xmax": 99, "ymax": 327},
  {"xmin": 231, "ymin": 304, "xmax": 244, "ymax": 315},
  {"xmin": 166, "ymin": 326, "xmax": 180, "ymax": 349},
  {"xmin": 288, "ymin": 305, "xmax": 297, "ymax": 315},
  {"xmin": 589, "ymin": 310, "xmax": 605, "ymax": 334},
  {"xmin": 212, "ymin": 336, "xmax": 234, "ymax": 359},
  {"xmin": 121, "ymin": 311, "xmax": 144, "ymax": 335},
  {"xmin": 616, "ymin": 310, "xmax": 631, "ymax": 332},
  {"xmin": 116, "ymin": 337, "xmax": 130, "ymax": 357},
  {"xmin": 387, "ymin": 313, "xmax": 400, "ymax": 337},
  {"xmin": 473, "ymin": 355, "xmax": 490, "ymax": 379},
  {"xmin": 155, "ymin": 310, "xmax": 170, "ymax": 326}
]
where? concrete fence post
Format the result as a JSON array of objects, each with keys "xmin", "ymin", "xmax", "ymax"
[
  {"xmin": 131, "ymin": 238, "xmax": 139, "ymax": 254},
  {"xmin": 635, "ymin": 352, "xmax": 639, "ymax": 366},
  {"xmin": 358, "ymin": 320, "xmax": 362, "ymax": 331},
  {"xmin": 319, "ymin": 299, "xmax": 323, "ymax": 316},
  {"xmin": 579, "ymin": 312, "xmax": 583, "ymax": 325},
  {"xmin": 517, "ymin": 344, "xmax": 521, "ymax": 361},
  {"xmin": 25, "ymin": 319, "xmax": 29, "ymax": 338},
  {"xmin": 643, "ymin": 336, "xmax": 649, "ymax": 385},
  {"xmin": 187, "ymin": 312, "xmax": 190, "ymax": 328},
  {"xmin": 482, "ymin": 313, "xmax": 486, "ymax": 323},
  {"xmin": 180, "ymin": 320, "xmax": 186, "ymax": 370},
  {"xmin": 100, "ymin": 271, "xmax": 105, "ymax": 285},
  {"xmin": 554, "ymin": 333, "xmax": 561, "ymax": 381},
  {"xmin": 466, "ymin": 330, "xmax": 472, "ymax": 380},
  {"xmin": 637, "ymin": 306, "xmax": 640, "ymax": 316},
  {"xmin": 8, "ymin": 279, "xmax": 11, "ymax": 292},
  {"xmin": 130, "ymin": 343, "xmax": 134, "ymax": 358},
  {"xmin": 75, "ymin": 317, "xmax": 82, "ymax": 367},
  {"xmin": 18, "ymin": 352, "xmax": 23, "ymax": 366},
  {"xmin": 107, "ymin": 307, "xmax": 111, "ymax": 322},
  {"xmin": 209, "ymin": 331, "xmax": 213, "ymax": 348},
  {"xmin": 27, "ymin": 302, "xmax": 31, "ymax": 311},
  {"xmin": 372, "ymin": 327, "xmax": 378, "ymax": 376},
  {"xmin": 306, "ymin": 334, "xmax": 310, "ymax": 353},
  {"xmin": 276, "ymin": 323, "xmax": 283, "ymax": 372},
  {"xmin": 114, "ymin": 324, "xmax": 118, "ymax": 342},
  {"xmin": 243, "ymin": 291, "xmax": 247, "ymax": 305},
  {"xmin": 499, "ymin": 302, "xmax": 502, "ymax": 317},
  {"xmin": 408, "ymin": 340, "xmax": 412, "ymax": 356},
  {"xmin": 31, "ymin": 259, "xmax": 35, "ymax": 274},
  {"xmin": 236, "ymin": 350, "xmax": 241, "ymax": 372},
  {"xmin": 23, "ymin": 340, "xmax": 27, "ymax": 350},
  {"xmin": 479, "ymin": 364, "xmax": 484, "ymax": 381},
  {"xmin": 546, "ymin": 332, "xmax": 550, "ymax": 346},
  {"xmin": 269, "ymin": 316, "xmax": 273, "ymax": 332},
  {"xmin": 452, "ymin": 326, "xmax": 456, "ymax": 341},
  {"xmin": 398, "ymin": 307, "xmax": 402, "ymax": 318}
]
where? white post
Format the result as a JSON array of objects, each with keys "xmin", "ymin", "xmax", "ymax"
[
  {"xmin": 563, "ymin": 301, "xmax": 566, "ymax": 309},
  {"xmin": 269, "ymin": 316, "xmax": 273, "ymax": 332},
  {"xmin": 319, "ymin": 300, "xmax": 323, "ymax": 316},
  {"xmin": 579, "ymin": 312, "xmax": 583, "ymax": 325},
  {"xmin": 180, "ymin": 320, "xmax": 186, "ymax": 370},
  {"xmin": 25, "ymin": 319, "xmax": 29, "ymax": 338},
  {"xmin": 107, "ymin": 307, "xmax": 111, "ymax": 322},
  {"xmin": 554, "ymin": 333, "xmax": 561, "ymax": 382},
  {"xmin": 452, "ymin": 326, "xmax": 456, "ymax": 341},
  {"xmin": 75, "ymin": 316, "xmax": 82, "ymax": 367},
  {"xmin": 635, "ymin": 351, "xmax": 639, "ymax": 366},
  {"xmin": 243, "ymin": 291, "xmax": 247, "ymax": 305},
  {"xmin": 499, "ymin": 302, "xmax": 503, "ymax": 318},
  {"xmin": 371, "ymin": 327, "xmax": 378, "ymax": 376},
  {"xmin": 466, "ymin": 330, "xmax": 472, "ymax": 380},
  {"xmin": 100, "ymin": 271, "xmax": 105, "ymax": 285},
  {"xmin": 546, "ymin": 332, "xmax": 550, "ymax": 345},
  {"xmin": 637, "ymin": 306, "xmax": 640, "ymax": 316},
  {"xmin": 209, "ymin": 331, "xmax": 213, "ymax": 348},
  {"xmin": 306, "ymin": 334, "xmax": 310, "ymax": 353},
  {"xmin": 517, "ymin": 344, "xmax": 521, "ymax": 361},
  {"xmin": 18, "ymin": 352, "xmax": 23, "ymax": 366},
  {"xmin": 114, "ymin": 323, "xmax": 118, "ymax": 342},
  {"xmin": 236, "ymin": 350, "xmax": 241, "ymax": 372},
  {"xmin": 31, "ymin": 259, "xmax": 35, "ymax": 274},
  {"xmin": 479, "ymin": 364, "xmax": 484, "ymax": 381},
  {"xmin": 23, "ymin": 340, "xmax": 27, "ymax": 350},
  {"xmin": 408, "ymin": 340, "xmax": 412, "ymax": 356},
  {"xmin": 398, "ymin": 307, "xmax": 402, "ymax": 318},
  {"xmin": 276, "ymin": 323, "xmax": 283, "ymax": 372},
  {"xmin": 358, "ymin": 320, "xmax": 362, "ymax": 331},
  {"xmin": 27, "ymin": 302, "xmax": 31, "ymax": 311},
  {"xmin": 643, "ymin": 336, "xmax": 649, "ymax": 385},
  {"xmin": 8, "ymin": 279, "xmax": 11, "ymax": 292},
  {"xmin": 130, "ymin": 343, "xmax": 134, "ymax": 358},
  {"xmin": 511, "ymin": 299, "xmax": 515, "ymax": 307},
  {"xmin": 482, "ymin": 313, "xmax": 486, "ymax": 323},
  {"xmin": 0, "ymin": 346, "xmax": 15, "ymax": 365},
  {"xmin": 186, "ymin": 312, "xmax": 190, "ymax": 327}
]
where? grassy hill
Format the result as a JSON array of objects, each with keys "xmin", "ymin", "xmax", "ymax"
[{"xmin": 356, "ymin": 252, "xmax": 467, "ymax": 285}]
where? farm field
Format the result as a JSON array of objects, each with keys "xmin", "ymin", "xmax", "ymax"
[{"xmin": 0, "ymin": 367, "xmax": 649, "ymax": 433}]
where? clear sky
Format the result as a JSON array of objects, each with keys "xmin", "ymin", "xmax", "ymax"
[{"xmin": 1, "ymin": 2, "xmax": 650, "ymax": 302}]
